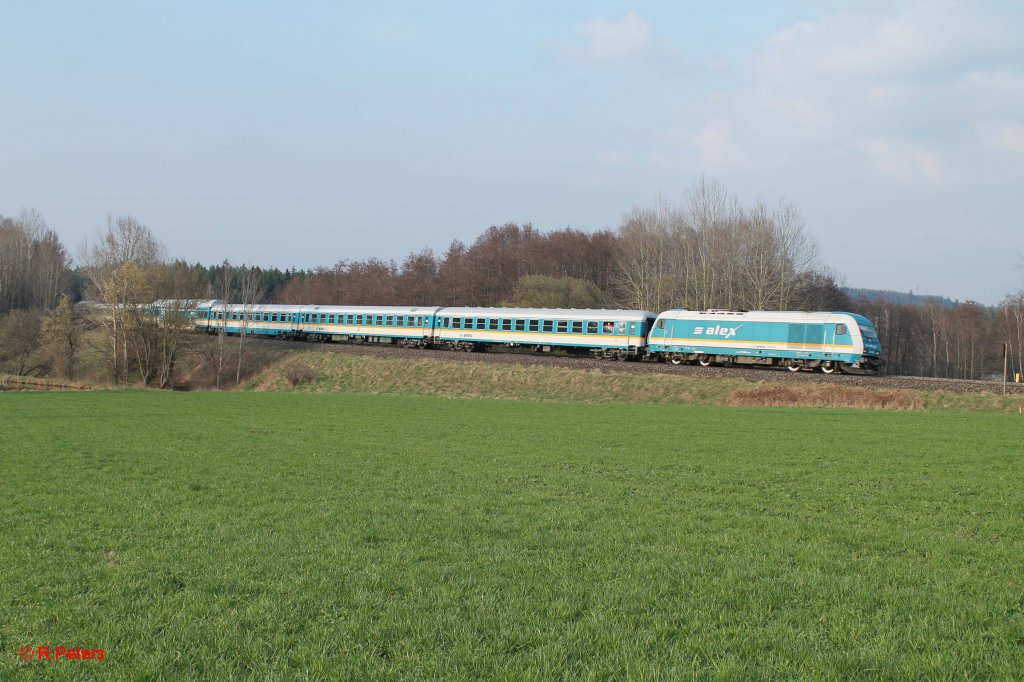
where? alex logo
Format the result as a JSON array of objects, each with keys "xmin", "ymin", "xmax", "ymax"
[{"xmin": 694, "ymin": 325, "xmax": 738, "ymax": 338}]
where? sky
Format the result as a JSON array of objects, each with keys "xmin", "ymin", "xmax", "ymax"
[{"xmin": 2, "ymin": 1, "xmax": 1022, "ymax": 304}]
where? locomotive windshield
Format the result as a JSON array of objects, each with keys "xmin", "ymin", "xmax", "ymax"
[{"xmin": 859, "ymin": 325, "xmax": 879, "ymax": 340}]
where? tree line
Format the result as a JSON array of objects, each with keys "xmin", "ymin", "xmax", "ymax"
[{"xmin": 1, "ymin": 179, "xmax": 1022, "ymax": 384}]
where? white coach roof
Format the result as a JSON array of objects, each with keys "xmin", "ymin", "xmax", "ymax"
[{"xmin": 438, "ymin": 307, "xmax": 656, "ymax": 321}]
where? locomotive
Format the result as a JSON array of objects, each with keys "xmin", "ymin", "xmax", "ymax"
[{"xmin": 175, "ymin": 300, "xmax": 882, "ymax": 374}]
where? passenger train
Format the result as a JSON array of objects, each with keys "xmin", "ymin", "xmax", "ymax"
[{"xmin": 172, "ymin": 300, "xmax": 882, "ymax": 374}]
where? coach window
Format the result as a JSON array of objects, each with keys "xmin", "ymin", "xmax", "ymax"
[
  {"xmin": 587, "ymin": 321, "xmax": 598, "ymax": 334},
  {"xmin": 557, "ymin": 321, "xmax": 568, "ymax": 333},
  {"xmin": 501, "ymin": 319, "xmax": 512, "ymax": 331},
  {"xmin": 572, "ymin": 321, "xmax": 583, "ymax": 334},
  {"xmin": 542, "ymin": 320, "xmax": 553, "ymax": 333},
  {"xmin": 515, "ymin": 319, "xmax": 526, "ymax": 332},
  {"xmin": 385, "ymin": 315, "xmax": 393, "ymax": 326},
  {"xmin": 529, "ymin": 320, "xmax": 539, "ymax": 332},
  {"xmin": 489, "ymin": 319, "xmax": 498, "ymax": 330},
  {"xmin": 836, "ymin": 324, "xmax": 848, "ymax": 335}
]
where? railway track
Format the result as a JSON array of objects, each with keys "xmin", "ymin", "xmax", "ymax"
[{"xmin": 246, "ymin": 336, "xmax": 1024, "ymax": 395}]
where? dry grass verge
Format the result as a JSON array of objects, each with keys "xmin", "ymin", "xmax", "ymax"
[
  {"xmin": 729, "ymin": 383, "xmax": 924, "ymax": 410},
  {"xmin": 0, "ymin": 374, "xmax": 100, "ymax": 391}
]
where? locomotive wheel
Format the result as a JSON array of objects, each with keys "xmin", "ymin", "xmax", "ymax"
[
  {"xmin": 820, "ymin": 362, "xmax": 836, "ymax": 374},
  {"xmin": 698, "ymin": 355, "xmax": 713, "ymax": 367},
  {"xmin": 786, "ymin": 361, "xmax": 801, "ymax": 372},
  {"xmin": 670, "ymin": 354, "xmax": 683, "ymax": 365}
]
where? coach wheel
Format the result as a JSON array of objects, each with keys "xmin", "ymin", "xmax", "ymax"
[
  {"xmin": 786, "ymin": 361, "xmax": 801, "ymax": 372},
  {"xmin": 698, "ymin": 355, "xmax": 713, "ymax": 367},
  {"xmin": 820, "ymin": 362, "xmax": 836, "ymax": 374}
]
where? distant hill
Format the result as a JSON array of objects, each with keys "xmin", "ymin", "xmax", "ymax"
[{"xmin": 845, "ymin": 288, "xmax": 959, "ymax": 308}]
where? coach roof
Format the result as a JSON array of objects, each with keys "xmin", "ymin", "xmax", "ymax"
[{"xmin": 438, "ymin": 307, "xmax": 655, "ymax": 321}]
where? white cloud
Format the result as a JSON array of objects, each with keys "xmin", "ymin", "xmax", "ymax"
[
  {"xmin": 978, "ymin": 122, "xmax": 1024, "ymax": 153},
  {"xmin": 964, "ymin": 69, "xmax": 1024, "ymax": 95},
  {"xmin": 670, "ymin": 120, "xmax": 749, "ymax": 171},
  {"xmin": 578, "ymin": 11, "xmax": 651, "ymax": 60},
  {"xmin": 861, "ymin": 138, "xmax": 947, "ymax": 184},
  {"xmin": 598, "ymin": 150, "xmax": 633, "ymax": 165},
  {"xmin": 655, "ymin": 2, "xmax": 989, "ymax": 181},
  {"xmin": 757, "ymin": 5, "xmax": 955, "ymax": 81}
]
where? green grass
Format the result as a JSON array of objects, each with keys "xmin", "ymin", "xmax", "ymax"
[{"xmin": 1, "ymin": 392, "xmax": 1022, "ymax": 679}]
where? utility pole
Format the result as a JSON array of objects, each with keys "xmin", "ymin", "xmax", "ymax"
[{"xmin": 1003, "ymin": 342, "xmax": 1009, "ymax": 395}]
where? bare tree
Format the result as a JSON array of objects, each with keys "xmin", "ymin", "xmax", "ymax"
[
  {"xmin": 79, "ymin": 215, "xmax": 163, "ymax": 383},
  {"xmin": 215, "ymin": 260, "xmax": 232, "ymax": 389},
  {"xmin": 236, "ymin": 265, "xmax": 265, "ymax": 384},
  {"xmin": 0, "ymin": 310, "xmax": 43, "ymax": 375},
  {"xmin": 39, "ymin": 294, "xmax": 82, "ymax": 379},
  {"xmin": 0, "ymin": 210, "xmax": 70, "ymax": 314}
]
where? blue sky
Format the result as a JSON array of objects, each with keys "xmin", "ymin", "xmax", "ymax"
[{"xmin": 2, "ymin": 1, "xmax": 1022, "ymax": 304}]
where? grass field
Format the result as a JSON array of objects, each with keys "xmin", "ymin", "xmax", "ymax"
[{"xmin": 1, "ymin": 392, "xmax": 1022, "ymax": 679}]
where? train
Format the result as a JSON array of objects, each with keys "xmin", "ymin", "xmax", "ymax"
[{"xmin": 169, "ymin": 300, "xmax": 883, "ymax": 374}]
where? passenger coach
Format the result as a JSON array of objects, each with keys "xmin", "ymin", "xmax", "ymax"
[
  {"xmin": 648, "ymin": 309, "xmax": 882, "ymax": 373},
  {"xmin": 192, "ymin": 300, "xmax": 440, "ymax": 347},
  {"xmin": 433, "ymin": 307, "xmax": 657, "ymax": 359}
]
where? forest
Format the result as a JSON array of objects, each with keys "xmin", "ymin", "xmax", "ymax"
[{"xmin": 2, "ymin": 180, "xmax": 1022, "ymax": 386}]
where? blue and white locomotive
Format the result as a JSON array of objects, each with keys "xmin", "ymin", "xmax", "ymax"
[
  {"xmin": 647, "ymin": 309, "xmax": 882, "ymax": 373},
  {"xmin": 186, "ymin": 300, "xmax": 881, "ymax": 374}
]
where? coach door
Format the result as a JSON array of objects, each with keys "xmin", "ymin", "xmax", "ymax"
[{"xmin": 627, "ymin": 322, "xmax": 638, "ymax": 351}]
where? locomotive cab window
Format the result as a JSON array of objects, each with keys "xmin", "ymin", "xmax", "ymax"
[
  {"xmin": 836, "ymin": 324, "xmax": 848, "ymax": 335},
  {"xmin": 657, "ymin": 319, "xmax": 665, "ymax": 329}
]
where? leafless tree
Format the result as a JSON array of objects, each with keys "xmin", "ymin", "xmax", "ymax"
[
  {"xmin": 39, "ymin": 294, "xmax": 83, "ymax": 379},
  {"xmin": 236, "ymin": 265, "xmax": 265, "ymax": 384},
  {"xmin": 79, "ymin": 215, "xmax": 163, "ymax": 383}
]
